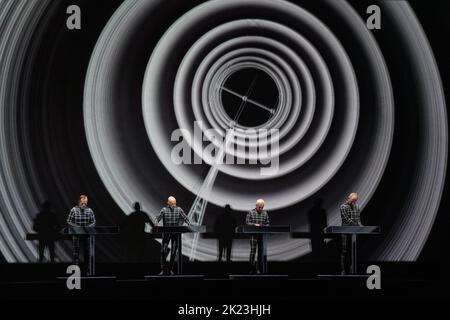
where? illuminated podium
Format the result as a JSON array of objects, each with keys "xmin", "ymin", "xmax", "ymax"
[
  {"xmin": 148, "ymin": 225, "xmax": 206, "ymax": 275},
  {"xmin": 236, "ymin": 226, "xmax": 291, "ymax": 234},
  {"xmin": 151, "ymin": 225, "xmax": 206, "ymax": 233},
  {"xmin": 323, "ymin": 225, "xmax": 380, "ymax": 275},
  {"xmin": 63, "ymin": 226, "xmax": 119, "ymax": 277},
  {"xmin": 235, "ymin": 225, "xmax": 291, "ymax": 274}
]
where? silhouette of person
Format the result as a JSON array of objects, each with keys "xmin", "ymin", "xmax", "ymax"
[
  {"xmin": 307, "ymin": 198, "xmax": 328, "ymax": 260},
  {"xmin": 33, "ymin": 201, "xmax": 60, "ymax": 263},
  {"xmin": 214, "ymin": 204, "xmax": 237, "ymax": 262},
  {"xmin": 121, "ymin": 202, "xmax": 154, "ymax": 263}
]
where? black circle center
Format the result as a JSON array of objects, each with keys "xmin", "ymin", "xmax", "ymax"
[{"xmin": 221, "ymin": 68, "xmax": 279, "ymax": 128}]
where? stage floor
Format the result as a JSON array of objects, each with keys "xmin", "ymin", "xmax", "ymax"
[{"xmin": 0, "ymin": 261, "xmax": 449, "ymax": 301}]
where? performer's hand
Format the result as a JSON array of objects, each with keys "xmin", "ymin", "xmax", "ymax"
[{"xmin": 255, "ymin": 223, "xmax": 261, "ymax": 227}]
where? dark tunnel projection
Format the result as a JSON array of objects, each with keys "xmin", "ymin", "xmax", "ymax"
[{"xmin": 0, "ymin": 0, "xmax": 446, "ymax": 262}]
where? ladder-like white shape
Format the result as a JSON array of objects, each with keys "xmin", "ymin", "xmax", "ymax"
[
  {"xmin": 186, "ymin": 73, "xmax": 276, "ymax": 260},
  {"xmin": 187, "ymin": 129, "xmax": 233, "ymax": 261}
]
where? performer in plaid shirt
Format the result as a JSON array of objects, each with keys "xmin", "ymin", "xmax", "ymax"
[
  {"xmin": 246, "ymin": 199, "xmax": 269, "ymax": 274},
  {"xmin": 157, "ymin": 196, "xmax": 190, "ymax": 275},
  {"xmin": 340, "ymin": 192, "xmax": 361, "ymax": 274},
  {"xmin": 67, "ymin": 195, "xmax": 96, "ymax": 269}
]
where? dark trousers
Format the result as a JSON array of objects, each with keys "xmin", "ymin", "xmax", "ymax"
[
  {"xmin": 72, "ymin": 236, "xmax": 89, "ymax": 269},
  {"xmin": 218, "ymin": 238, "xmax": 232, "ymax": 262},
  {"xmin": 38, "ymin": 238, "xmax": 55, "ymax": 263},
  {"xmin": 161, "ymin": 234, "xmax": 178, "ymax": 272},
  {"xmin": 341, "ymin": 235, "xmax": 351, "ymax": 273},
  {"xmin": 249, "ymin": 236, "xmax": 263, "ymax": 270}
]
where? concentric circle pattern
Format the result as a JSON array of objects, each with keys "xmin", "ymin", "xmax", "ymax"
[{"xmin": 0, "ymin": 0, "xmax": 447, "ymax": 262}]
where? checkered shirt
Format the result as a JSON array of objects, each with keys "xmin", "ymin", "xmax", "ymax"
[
  {"xmin": 157, "ymin": 206, "xmax": 190, "ymax": 226},
  {"xmin": 246, "ymin": 208, "xmax": 270, "ymax": 226},
  {"xmin": 67, "ymin": 206, "xmax": 96, "ymax": 227}
]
